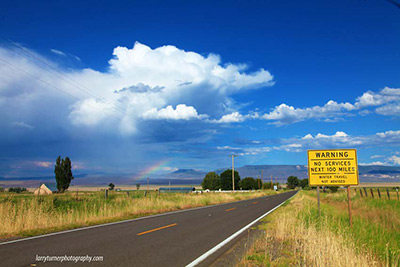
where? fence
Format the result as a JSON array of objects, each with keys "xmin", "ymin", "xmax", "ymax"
[{"xmin": 354, "ymin": 187, "xmax": 399, "ymax": 200}]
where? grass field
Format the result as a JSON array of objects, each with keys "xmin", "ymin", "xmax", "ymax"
[
  {"xmin": 0, "ymin": 189, "xmax": 278, "ymax": 239},
  {"xmin": 353, "ymin": 183, "xmax": 400, "ymax": 188},
  {"xmin": 240, "ymin": 189, "xmax": 400, "ymax": 267}
]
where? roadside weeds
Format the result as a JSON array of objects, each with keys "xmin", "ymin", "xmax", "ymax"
[{"xmin": 239, "ymin": 191, "xmax": 399, "ymax": 267}]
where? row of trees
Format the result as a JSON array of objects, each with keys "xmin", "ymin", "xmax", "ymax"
[
  {"xmin": 202, "ymin": 170, "xmax": 264, "ymax": 190},
  {"xmin": 286, "ymin": 176, "xmax": 339, "ymax": 192},
  {"xmin": 7, "ymin": 187, "xmax": 27, "ymax": 193},
  {"xmin": 203, "ymin": 173, "xmax": 338, "ymax": 191},
  {"xmin": 287, "ymin": 176, "xmax": 310, "ymax": 189}
]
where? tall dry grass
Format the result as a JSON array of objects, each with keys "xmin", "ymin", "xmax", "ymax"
[
  {"xmin": 0, "ymin": 190, "xmax": 273, "ymax": 239},
  {"xmin": 240, "ymin": 191, "xmax": 398, "ymax": 267}
]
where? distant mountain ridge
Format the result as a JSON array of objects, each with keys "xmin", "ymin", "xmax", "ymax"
[
  {"xmin": 1, "ymin": 165, "xmax": 399, "ymax": 187},
  {"xmin": 224, "ymin": 165, "xmax": 400, "ymax": 183}
]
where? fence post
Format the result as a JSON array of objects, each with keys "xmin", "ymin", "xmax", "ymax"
[
  {"xmin": 363, "ymin": 187, "xmax": 368, "ymax": 197},
  {"xmin": 370, "ymin": 188, "xmax": 374, "ymax": 198},
  {"xmin": 377, "ymin": 188, "xmax": 381, "ymax": 199},
  {"xmin": 359, "ymin": 188, "xmax": 363, "ymax": 197},
  {"xmin": 127, "ymin": 191, "xmax": 130, "ymax": 197},
  {"xmin": 105, "ymin": 189, "xmax": 108, "ymax": 199},
  {"xmin": 386, "ymin": 188, "xmax": 390, "ymax": 200},
  {"xmin": 397, "ymin": 188, "xmax": 399, "ymax": 201}
]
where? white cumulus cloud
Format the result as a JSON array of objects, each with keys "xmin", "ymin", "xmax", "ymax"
[
  {"xmin": 0, "ymin": 42, "xmax": 274, "ymax": 136},
  {"xmin": 142, "ymin": 104, "xmax": 207, "ymax": 120},
  {"xmin": 388, "ymin": 155, "xmax": 400, "ymax": 165},
  {"xmin": 213, "ymin": 112, "xmax": 245, "ymax": 123},
  {"xmin": 261, "ymin": 87, "xmax": 400, "ymax": 125},
  {"xmin": 262, "ymin": 100, "xmax": 355, "ymax": 125}
]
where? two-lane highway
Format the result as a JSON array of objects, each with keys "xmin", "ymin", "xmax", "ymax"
[{"xmin": 0, "ymin": 191, "xmax": 297, "ymax": 267}]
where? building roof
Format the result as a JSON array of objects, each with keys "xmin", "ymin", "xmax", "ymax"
[{"xmin": 42, "ymin": 183, "xmax": 58, "ymax": 192}]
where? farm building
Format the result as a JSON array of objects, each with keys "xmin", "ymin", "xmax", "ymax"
[{"xmin": 34, "ymin": 183, "xmax": 58, "ymax": 195}]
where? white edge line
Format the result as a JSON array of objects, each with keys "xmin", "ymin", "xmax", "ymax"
[
  {"xmin": 0, "ymin": 192, "xmax": 292, "ymax": 246},
  {"xmin": 186, "ymin": 191, "xmax": 298, "ymax": 267}
]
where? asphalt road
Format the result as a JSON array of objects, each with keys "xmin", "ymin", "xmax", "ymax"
[{"xmin": 0, "ymin": 191, "xmax": 297, "ymax": 267}]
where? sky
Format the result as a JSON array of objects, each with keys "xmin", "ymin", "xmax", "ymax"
[{"xmin": 0, "ymin": 0, "xmax": 399, "ymax": 181}]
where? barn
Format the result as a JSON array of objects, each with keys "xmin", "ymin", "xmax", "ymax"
[{"xmin": 34, "ymin": 183, "xmax": 58, "ymax": 195}]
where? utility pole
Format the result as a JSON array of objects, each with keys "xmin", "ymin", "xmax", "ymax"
[{"xmin": 231, "ymin": 154, "xmax": 238, "ymax": 192}]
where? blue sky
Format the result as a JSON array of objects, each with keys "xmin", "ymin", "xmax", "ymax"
[{"xmin": 0, "ymin": 0, "xmax": 399, "ymax": 180}]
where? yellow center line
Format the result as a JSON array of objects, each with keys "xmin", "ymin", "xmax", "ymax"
[
  {"xmin": 252, "ymin": 202, "xmax": 258, "ymax": 204},
  {"xmin": 137, "ymin": 223, "xmax": 177, "ymax": 236},
  {"xmin": 225, "ymin": 207, "xmax": 236, "ymax": 212}
]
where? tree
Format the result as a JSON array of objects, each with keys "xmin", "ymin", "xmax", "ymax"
[
  {"xmin": 299, "ymin": 178, "xmax": 309, "ymax": 189},
  {"xmin": 136, "ymin": 183, "xmax": 140, "ymax": 190},
  {"xmin": 8, "ymin": 187, "xmax": 27, "ymax": 193},
  {"xmin": 54, "ymin": 156, "xmax": 74, "ymax": 193},
  {"xmin": 286, "ymin": 176, "xmax": 300, "ymax": 189},
  {"xmin": 239, "ymin": 177, "xmax": 258, "ymax": 190},
  {"xmin": 0, "ymin": 187, "xmax": 4, "ymax": 192},
  {"xmin": 201, "ymin": 172, "xmax": 221, "ymax": 190},
  {"xmin": 220, "ymin": 169, "xmax": 241, "ymax": 190},
  {"xmin": 108, "ymin": 183, "xmax": 115, "ymax": 190}
]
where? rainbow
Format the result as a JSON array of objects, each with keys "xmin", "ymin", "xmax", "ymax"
[{"xmin": 133, "ymin": 159, "xmax": 170, "ymax": 182}]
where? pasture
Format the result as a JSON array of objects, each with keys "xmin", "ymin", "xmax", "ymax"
[
  {"xmin": 241, "ymin": 189, "xmax": 400, "ymax": 267},
  {"xmin": 0, "ymin": 189, "xmax": 278, "ymax": 239}
]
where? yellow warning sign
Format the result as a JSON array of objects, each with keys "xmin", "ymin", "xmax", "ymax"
[{"xmin": 308, "ymin": 149, "xmax": 359, "ymax": 186}]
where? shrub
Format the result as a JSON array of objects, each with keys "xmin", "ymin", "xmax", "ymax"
[
  {"xmin": 108, "ymin": 183, "xmax": 115, "ymax": 190},
  {"xmin": 328, "ymin": 186, "xmax": 339, "ymax": 193},
  {"xmin": 8, "ymin": 187, "xmax": 27, "ymax": 193},
  {"xmin": 287, "ymin": 176, "xmax": 300, "ymax": 189},
  {"xmin": 201, "ymin": 172, "xmax": 221, "ymax": 190},
  {"xmin": 299, "ymin": 178, "xmax": 309, "ymax": 189},
  {"xmin": 239, "ymin": 177, "xmax": 258, "ymax": 190}
]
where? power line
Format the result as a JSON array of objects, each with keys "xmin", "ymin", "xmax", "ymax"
[
  {"xmin": 0, "ymin": 37, "xmax": 136, "ymax": 122},
  {"xmin": 0, "ymin": 56, "xmax": 137, "ymax": 129}
]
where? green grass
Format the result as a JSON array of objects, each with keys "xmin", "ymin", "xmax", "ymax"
[
  {"xmin": 302, "ymin": 190, "xmax": 400, "ymax": 265},
  {"xmin": 240, "ymin": 190, "xmax": 400, "ymax": 267}
]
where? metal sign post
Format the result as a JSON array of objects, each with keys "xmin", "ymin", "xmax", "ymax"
[{"xmin": 317, "ymin": 186, "xmax": 321, "ymax": 217}]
